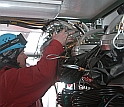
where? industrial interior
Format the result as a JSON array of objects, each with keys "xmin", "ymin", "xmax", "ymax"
[{"xmin": 0, "ymin": 0, "xmax": 124, "ymax": 107}]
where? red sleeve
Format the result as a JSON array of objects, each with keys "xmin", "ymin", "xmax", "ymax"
[{"xmin": 0, "ymin": 39, "xmax": 64, "ymax": 107}]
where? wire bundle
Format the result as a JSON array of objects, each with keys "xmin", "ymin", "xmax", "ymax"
[
  {"xmin": 57, "ymin": 86, "xmax": 124, "ymax": 107},
  {"xmin": 72, "ymin": 86, "xmax": 124, "ymax": 107}
]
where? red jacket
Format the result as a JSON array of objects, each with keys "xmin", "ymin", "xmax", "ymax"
[{"xmin": 0, "ymin": 40, "xmax": 64, "ymax": 107}]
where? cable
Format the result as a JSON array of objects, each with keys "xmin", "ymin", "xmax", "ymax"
[
  {"xmin": 33, "ymin": 33, "xmax": 43, "ymax": 59},
  {"xmin": 113, "ymin": 15, "xmax": 124, "ymax": 49},
  {"xmin": 103, "ymin": 93, "xmax": 124, "ymax": 107},
  {"xmin": 71, "ymin": 86, "xmax": 124, "ymax": 107},
  {"xmin": 0, "ymin": 20, "xmax": 42, "ymax": 29}
]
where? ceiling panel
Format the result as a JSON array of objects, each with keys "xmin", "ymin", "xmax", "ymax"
[{"xmin": 58, "ymin": 0, "xmax": 124, "ymax": 20}]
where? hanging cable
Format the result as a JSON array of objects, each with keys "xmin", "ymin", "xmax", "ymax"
[{"xmin": 113, "ymin": 15, "xmax": 124, "ymax": 49}]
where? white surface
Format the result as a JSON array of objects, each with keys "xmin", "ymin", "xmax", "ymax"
[{"xmin": 0, "ymin": 0, "xmax": 62, "ymax": 19}]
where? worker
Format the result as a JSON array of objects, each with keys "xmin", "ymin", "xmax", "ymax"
[{"xmin": 0, "ymin": 29, "xmax": 73, "ymax": 107}]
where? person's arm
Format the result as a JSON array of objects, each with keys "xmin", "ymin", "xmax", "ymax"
[{"xmin": 2, "ymin": 30, "xmax": 70, "ymax": 106}]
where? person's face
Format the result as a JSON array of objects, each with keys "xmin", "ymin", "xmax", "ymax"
[{"xmin": 17, "ymin": 51, "xmax": 28, "ymax": 68}]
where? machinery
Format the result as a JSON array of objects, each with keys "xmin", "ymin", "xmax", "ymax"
[
  {"xmin": 0, "ymin": 0, "xmax": 124, "ymax": 107},
  {"xmin": 40, "ymin": 4, "xmax": 124, "ymax": 107}
]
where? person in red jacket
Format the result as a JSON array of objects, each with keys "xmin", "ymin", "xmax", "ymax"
[{"xmin": 0, "ymin": 29, "xmax": 73, "ymax": 107}]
